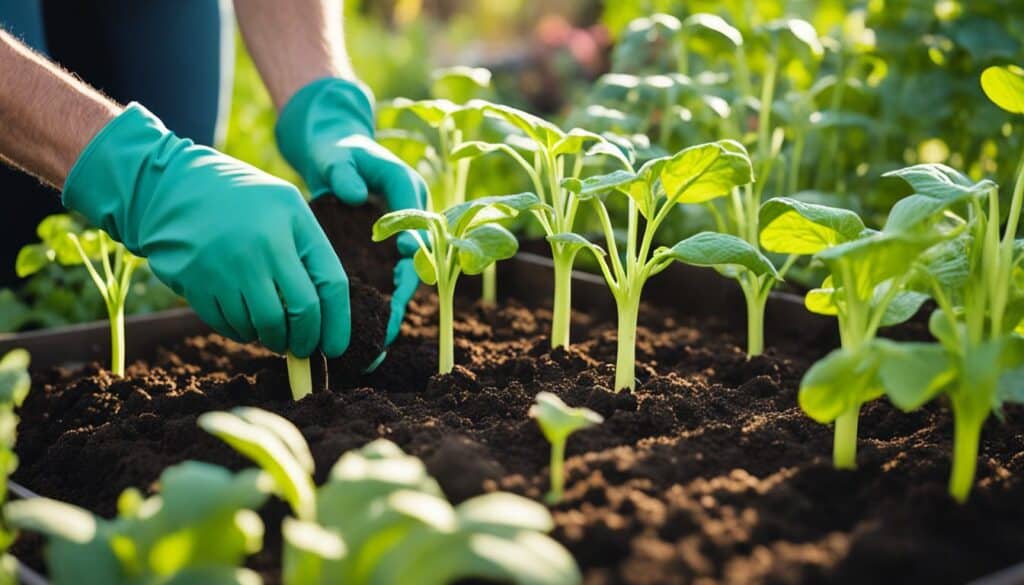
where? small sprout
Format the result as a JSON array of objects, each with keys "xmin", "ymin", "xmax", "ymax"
[
  {"xmin": 286, "ymin": 352, "xmax": 312, "ymax": 401},
  {"xmin": 530, "ymin": 392, "xmax": 603, "ymax": 503},
  {"xmin": 16, "ymin": 215, "xmax": 142, "ymax": 376}
]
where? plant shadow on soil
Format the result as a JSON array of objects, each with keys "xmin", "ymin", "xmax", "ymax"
[{"xmin": 10, "ymin": 203, "xmax": 1024, "ymax": 585}]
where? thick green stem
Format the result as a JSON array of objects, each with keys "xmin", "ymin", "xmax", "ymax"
[
  {"xmin": 833, "ymin": 406, "xmax": 860, "ymax": 469},
  {"xmin": 614, "ymin": 295, "xmax": 641, "ymax": 392},
  {"xmin": 743, "ymin": 280, "xmax": 768, "ymax": 356},
  {"xmin": 949, "ymin": 410, "xmax": 984, "ymax": 503},
  {"xmin": 438, "ymin": 279, "xmax": 455, "ymax": 375},
  {"xmin": 108, "ymin": 303, "xmax": 126, "ymax": 377},
  {"xmin": 481, "ymin": 263, "xmax": 497, "ymax": 305},
  {"xmin": 550, "ymin": 251, "xmax": 574, "ymax": 349},
  {"xmin": 286, "ymin": 352, "xmax": 312, "ymax": 401},
  {"xmin": 546, "ymin": 440, "xmax": 566, "ymax": 503}
]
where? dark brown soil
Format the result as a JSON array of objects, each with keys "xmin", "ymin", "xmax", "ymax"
[
  {"xmin": 310, "ymin": 197, "xmax": 394, "ymax": 378},
  {"xmin": 11, "ymin": 287, "xmax": 1024, "ymax": 585}
]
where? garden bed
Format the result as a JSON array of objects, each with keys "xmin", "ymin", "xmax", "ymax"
[{"xmin": 4, "ymin": 250, "xmax": 1024, "ymax": 585}]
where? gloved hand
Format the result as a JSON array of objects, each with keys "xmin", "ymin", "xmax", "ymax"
[
  {"xmin": 63, "ymin": 103, "xmax": 350, "ymax": 359},
  {"xmin": 275, "ymin": 77, "xmax": 427, "ymax": 347}
]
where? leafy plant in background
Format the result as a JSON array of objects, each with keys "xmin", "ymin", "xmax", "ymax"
[
  {"xmin": 0, "ymin": 349, "xmax": 30, "ymax": 585},
  {"xmin": 373, "ymin": 193, "xmax": 541, "ymax": 373},
  {"xmin": 451, "ymin": 104, "xmax": 633, "ymax": 348},
  {"xmin": 860, "ymin": 64, "xmax": 1024, "ymax": 501},
  {"xmin": 199, "ymin": 407, "xmax": 582, "ymax": 585},
  {"xmin": 760, "ymin": 195, "xmax": 951, "ymax": 469},
  {"xmin": 556, "ymin": 140, "xmax": 772, "ymax": 391},
  {"xmin": 6, "ymin": 461, "xmax": 269, "ymax": 585},
  {"xmin": 529, "ymin": 392, "xmax": 603, "ymax": 503},
  {"xmin": 16, "ymin": 215, "xmax": 142, "ymax": 376}
]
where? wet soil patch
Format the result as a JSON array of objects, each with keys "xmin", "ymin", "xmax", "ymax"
[{"xmin": 12, "ymin": 291, "xmax": 1024, "ymax": 585}]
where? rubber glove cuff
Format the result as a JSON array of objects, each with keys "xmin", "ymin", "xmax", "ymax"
[{"xmin": 62, "ymin": 103, "xmax": 174, "ymax": 253}]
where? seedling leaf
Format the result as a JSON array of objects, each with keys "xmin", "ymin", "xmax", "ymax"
[
  {"xmin": 759, "ymin": 197, "xmax": 866, "ymax": 255},
  {"xmin": 981, "ymin": 65, "xmax": 1024, "ymax": 114},
  {"xmin": 655, "ymin": 232, "xmax": 779, "ymax": 279}
]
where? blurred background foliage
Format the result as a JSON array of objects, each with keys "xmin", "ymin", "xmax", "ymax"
[{"xmin": 4, "ymin": 0, "xmax": 1024, "ymax": 331}]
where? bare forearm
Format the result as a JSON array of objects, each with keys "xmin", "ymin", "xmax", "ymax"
[
  {"xmin": 234, "ymin": 0, "xmax": 356, "ymax": 110},
  {"xmin": 0, "ymin": 30, "xmax": 121, "ymax": 189}
]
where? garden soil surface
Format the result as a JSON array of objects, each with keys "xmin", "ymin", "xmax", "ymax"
[{"xmin": 10, "ymin": 217, "xmax": 1024, "ymax": 584}]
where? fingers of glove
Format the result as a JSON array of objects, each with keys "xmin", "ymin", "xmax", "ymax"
[
  {"xmin": 327, "ymin": 158, "xmax": 370, "ymax": 206},
  {"xmin": 244, "ymin": 279, "xmax": 289, "ymax": 355},
  {"xmin": 294, "ymin": 214, "xmax": 351, "ymax": 357},
  {"xmin": 274, "ymin": 255, "xmax": 323, "ymax": 358},
  {"xmin": 217, "ymin": 291, "xmax": 259, "ymax": 343},
  {"xmin": 353, "ymin": 146, "xmax": 429, "ymax": 212},
  {"xmin": 192, "ymin": 295, "xmax": 243, "ymax": 343},
  {"xmin": 385, "ymin": 258, "xmax": 420, "ymax": 347}
]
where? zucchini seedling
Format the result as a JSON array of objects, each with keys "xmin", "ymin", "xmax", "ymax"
[
  {"xmin": 451, "ymin": 104, "xmax": 633, "ymax": 348},
  {"xmin": 760, "ymin": 196, "xmax": 949, "ymax": 469},
  {"xmin": 865, "ymin": 68, "xmax": 1024, "ymax": 500},
  {"xmin": 6, "ymin": 461, "xmax": 270, "ymax": 585},
  {"xmin": 0, "ymin": 349, "xmax": 30, "ymax": 584},
  {"xmin": 16, "ymin": 214, "xmax": 142, "ymax": 376},
  {"xmin": 200, "ymin": 407, "xmax": 582, "ymax": 585},
  {"xmin": 557, "ymin": 140, "xmax": 771, "ymax": 391},
  {"xmin": 372, "ymin": 193, "xmax": 541, "ymax": 374},
  {"xmin": 529, "ymin": 392, "xmax": 603, "ymax": 503}
]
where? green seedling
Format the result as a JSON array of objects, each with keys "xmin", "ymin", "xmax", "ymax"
[
  {"xmin": 761, "ymin": 194, "xmax": 954, "ymax": 469},
  {"xmin": 558, "ymin": 140, "xmax": 770, "ymax": 391},
  {"xmin": 286, "ymin": 353, "xmax": 313, "ymax": 402},
  {"xmin": 0, "ymin": 349, "xmax": 30, "ymax": 585},
  {"xmin": 451, "ymin": 103, "xmax": 633, "ymax": 348},
  {"xmin": 863, "ymin": 67, "xmax": 1024, "ymax": 500},
  {"xmin": 529, "ymin": 392, "xmax": 603, "ymax": 503},
  {"xmin": 6, "ymin": 461, "xmax": 270, "ymax": 585},
  {"xmin": 372, "ymin": 193, "xmax": 541, "ymax": 374},
  {"xmin": 16, "ymin": 215, "xmax": 142, "ymax": 376},
  {"xmin": 200, "ymin": 408, "xmax": 582, "ymax": 585}
]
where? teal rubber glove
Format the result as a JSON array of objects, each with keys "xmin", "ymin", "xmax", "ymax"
[
  {"xmin": 62, "ymin": 103, "xmax": 351, "ymax": 358},
  {"xmin": 275, "ymin": 77, "xmax": 427, "ymax": 347}
]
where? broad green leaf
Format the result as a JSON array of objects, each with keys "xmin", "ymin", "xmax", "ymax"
[
  {"xmin": 883, "ymin": 164, "xmax": 996, "ymax": 201},
  {"xmin": 875, "ymin": 340, "xmax": 954, "ymax": 411},
  {"xmin": 878, "ymin": 288, "xmax": 930, "ymax": 327},
  {"xmin": 431, "ymin": 66, "xmax": 492, "ymax": 104},
  {"xmin": 552, "ymin": 128, "xmax": 605, "ymax": 158},
  {"xmin": 36, "ymin": 214, "xmax": 78, "ymax": 246},
  {"xmin": 583, "ymin": 138, "xmax": 634, "ymax": 170},
  {"xmin": 928, "ymin": 309, "xmax": 963, "ymax": 351},
  {"xmin": 157, "ymin": 462, "xmax": 270, "ymax": 527},
  {"xmin": 456, "ymin": 493, "xmax": 555, "ymax": 533},
  {"xmin": 482, "ymin": 103, "xmax": 565, "ymax": 149},
  {"xmin": 444, "ymin": 193, "xmax": 540, "ymax": 236},
  {"xmin": 759, "ymin": 197, "xmax": 865, "ymax": 255},
  {"xmin": 529, "ymin": 392, "xmax": 603, "ymax": 446},
  {"xmin": 799, "ymin": 348, "xmax": 882, "ymax": 423},
  {"xmin": 15, "ymin": 244, "xmax": 53, "ymax": 278},
  {"xmin": 233, "ymin": 407, "xmax": 315, "ymax": 474},
  {"xmin": 756, "ymin": 18, "xmax": 824, "ymax": 62},
  {"xmin": 413, "ymin": 247, "xmax": 437, "ymax": 286},
  {"xmin": 0, "ymin": 349, "xmax": 30, "ymax": 407},
  {"xmin": 816, "ymin": 232, "xmax": 942, "ymax": 299},
  {"xmin": 454, "ymin": 224, "xmax": 519, "ymax": 275},
  {"xmin": 372, "ymin": 210, "xmax": 444, "ymax": 242},
  {"xmin": 449, "ymin": 141, "xmax": 506, "ymax": 163},
  {"xmin": 5, "ymin": 498, "xmax": 99, "ymax": 544},
  {"xmin": 681, "ymin": 13, "xmax": 743, "ymax": 52},
  {"xmin": 805, "ymin": 278, "xmax": 838, "ymax": 316},
  {"xmin": 546, "ymin": 233, "xmax": 606, "ymax": 260},
  {"xmin": 660, "ymin": 140, "xmax": 753, "ymax": 204},
  {"xmin": 655, "ymin": 232, "xmax": 779, "ymax": 279},
  {"xmin": 389, "ymin": 98, "xmax": 461, "ymax": 127},
  {"xmin": 882, "ymin": 194, "xmax": 968, "ymax": 234},
  {"xmin": 561, "ymin": 170, "xmax": 637, "ymax": 200},
  {"xmin": 980, "ymin": 65, "xmax": 1024, "ymax": 114},
  {"xmin": 198, "ymin": 411, "xmax": 315, "ymax": 520},
  {"xmin": 908, "ymin": 236, "xmax": 970, "ymax": 292}
]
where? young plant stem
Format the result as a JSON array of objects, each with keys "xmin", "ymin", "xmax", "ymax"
[
  {"xmin": 286, "ymin": 352, "xmax": 312, "ymax": 401},
  {"xmin": 437, "ymin": 278, "xmax": 456, "ymax": 374},
  {"xmin": 613, "ymin": 294, "xmax": 641, "ymax": 392},
  {"xmin": 546, "ymin": 439, "xmax": 566, "ymax": 503},
  {"xmin": 741, "ymin": 276, "xmax": 769, "ymax": 356},
  {"xmin": 108, "ymin": 303, "xmax": 126, "ymax": 376},
  {"xmin": 550, "ymin": 249, "xmax": 575, "ymax": 349},
  {"xmin": 481, "ymin": 264, "xmax": 497, "ymax": 305},
  {"xmin": 833, "ymin": 407, "xmax": 860, "ymax": 469},
  {"xmin": 950, "ymin": 397, "xmax": 985, "ymax": 503}
]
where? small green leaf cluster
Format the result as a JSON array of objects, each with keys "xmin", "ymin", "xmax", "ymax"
[
  {"xmin": 15, "ymin": 214, "xmax": 142, "ymax": 376},
  {"xmin": 554, "ymin": 140, "xmax": 769, "ymax": 390},
  {"xmin": 6, "ymin": 461, "xmax": 270, "ymax": 585},
  {"xmin": 200, "ymin": 408, "xmax": 581, "ymax": 585},
  {"xmin": 373, "ymin": 193, "xmax": 542, "ymax": 373},
  {"xmin": 0, "ymin": 350, "xmax": 30, "ymax": 584},
  {"xmin": 529, "ymin": 392, "xmax": 603, "ymax": 503}
]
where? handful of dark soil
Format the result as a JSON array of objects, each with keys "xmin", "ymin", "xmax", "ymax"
[{"xmin": 309, "ymin": 196, "xmax": 400, "ymax": 381}]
